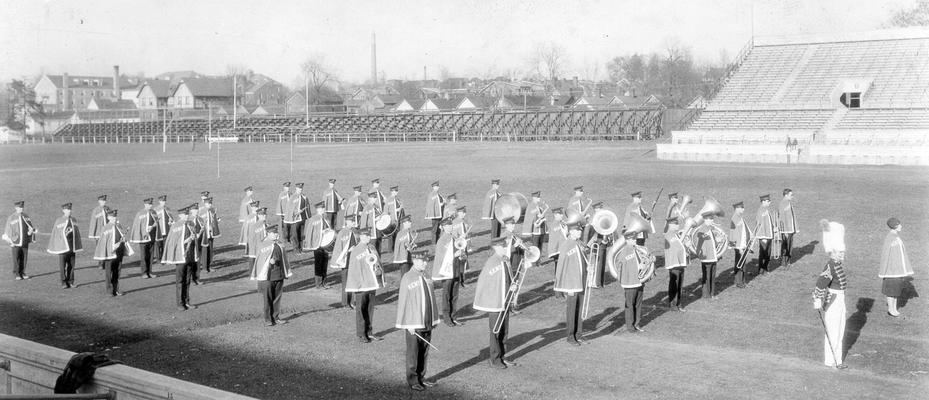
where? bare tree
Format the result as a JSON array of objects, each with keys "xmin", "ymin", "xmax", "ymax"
[
  {"xmin": 300, "ymin": 55, "xmax": 338, "ymax": 105},
  {"xmin": 884, "ymin": 0, "xmax": 929, "ymax": 27},
  {"xmin": 529, "ymin": 42, "xmax": 566, "ymax": 87}
]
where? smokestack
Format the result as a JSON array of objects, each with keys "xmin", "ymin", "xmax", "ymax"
[
  {"xmin": 62, "ymin": 72, "xmax": 70, "ymax": 111},
  {"xmin": 113, "ymin": 65, "xmax": 121, "ymax": 99},
  {"xmin": 423, "ymin": 65, "xmax": 427, "ymax": 82},
  {"xmin": 371, "ymin": 32, "xmax": 377, "ymax": 86}
]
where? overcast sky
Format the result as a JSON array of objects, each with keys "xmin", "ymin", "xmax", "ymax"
[{"xmin": 0, "ymin": 0, "xmax": 918, "ymax": 85}]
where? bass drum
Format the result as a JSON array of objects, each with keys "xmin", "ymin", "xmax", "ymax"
[
  {"xmin": 375, "ymin": 214, "xmax": 397, "ymax": 236},
  {"xmin": 319, "ymin": 229, "xmax": 336, "ymax": 252},
  {"xmin": 494, "ymin": 192, "xmax": 529, "ymax": 224}
]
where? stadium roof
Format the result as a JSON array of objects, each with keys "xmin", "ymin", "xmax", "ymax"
[{"xmin": 754, "ymin": 27, "xmax": 929, "ymax": 47}]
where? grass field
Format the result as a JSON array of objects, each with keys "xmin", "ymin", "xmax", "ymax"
[{"xmin": 0, "ymin": 142, "xmax": 927, "ymax": 399}]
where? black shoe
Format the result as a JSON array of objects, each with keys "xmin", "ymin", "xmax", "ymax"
[
  {"xmin": 736, "ymin": 284, "xmax": 745, "ymax": 289},
  {"xmin": 410, "ymin": 384, "xmax": 425, "ymax": 391},
  {"xmin": 178, "ymin": 306, "xmax": 188, "ymax": 311},
  {"xmin": 14, "ymin": 276, "xmax": 22, "ymax": 280},
  {"xmin": 357, "ymin": 336, "xmax": 371, "ymax": 343},
  {"xmin": 452, "ymin": 319, "xmax": 465, "ymax": 326},
  {"xmin": 369, "ymin": 334, "xmax": 384, "ymax": 341},
  {"xmin": 266, "ymin": 322, "xmax": 276, "ymax": 327},
  {"xmin": 61, "ymin": 284, "xmax": 68, "ymax": 289},
  {"xmin": 578, "ymin": 338, "xmax": 589, "ymax": 345},
  {"xmin": 21, "ymin": 275, "xmax": 30, "ymax": 279},
  {"xmin": 185, "ymin": 303, "xmax": 197, "ymax": 309},
  {"xmin": 114, "ymin": 291, "xmax": 124, "ymax": 296},
  {"xmin": 421, "ymin": 380, "xmax": 437, "ymax": 388},
  {"xmin": 567, "ymin": 339, "xmax": 581, "ymax": 347},
  {"xmin": 278, "ymin": 319, "xmax": 288, "ymax": 325},
  {"xmin": 502, "ymin": 359, "xmax": 519, "ymax": 367},
  {"xmin": 633, "ymin": 325, "xmax": 645, "ymax": 333},
  {"xmin": 488, "ymin": 361, "xmax": 507, "ymax": 369},
  {"xmin": 193, "ymin": 280, "xmax": 202, "ymax": 286},
  {"xmin": 835, "ymin": 364, "xmax": 848, "ymax": 370},
  {"xmin": 676, "ymin": 306, "xmax": 686, "ymax": 312},
  {"xmin": 141, "ymin": 274, "xmax": 150, "ymax": 279}
]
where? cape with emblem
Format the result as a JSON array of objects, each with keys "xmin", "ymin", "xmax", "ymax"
[
  {"xmin": 129, "ymin": 208, "xmax": 157, "ymax": 243},
  {"xmin": 3, "ymin": 212, "xmax": 35, "ymax": 247},
  {"xmin": 730, "ymin": 211, "xmax": 750, "ymax": 251},
  {"xmin": 663, "ymin": 230, "xmax": 687, "ymax": 268},
  {"xmin": 431, "ymin": 232, "xmax": 455, "ymax": 280},
  {"xmin": 328, "ymin": 228, "xmax": 356, "ymax": 269},
  {"xmin": 153, "ymin": 205, "xmax": 174, "ymax": 241},
  {"xmin": 481, "ymin": 188, "xmax": 500, "ymax": 220},
  {"xmin": 47, "ymin": 216, "xmax": 83, "ymax": 254},
  {"xmin": 245, "ymin": 220, "xmax": 267, "ymax": 258},
  {"xmin": 777, "ymin": 198, "xmax": 797, "ymax": 234},
  {"xmin": 250, "ymin": 237, "xmax": 292, "ymax": 280},
  {"xmin": 396, "ymin": 269, "xmax": 440, "ymax": 330},
  {"xmin": 392, "ymin": 227, "xmax": 415, "ymax": 264},
  {"xmin": 345, "ymin": 243, "xmax": 382, "ymax": 292},
  {"xmin": 238, "ymin": 194, "xmax": 253, "ymax": 223},
  {"xmin": 609, "ymin": 244, "xmax": 643, "ymax": 288},
  {"xmin": 93, "ymin": 221, "xmax": 133, "ymax": 260},
  {"xmin": 161, "ymin": 220, "xmax": 194, "ymax": 264},
  {"xmin": 547, "ymin": 222, "xmax": 566, "ymax": 257},
  {"xmin": 302, "ymin": 213, "xmax": 330, "ymax": 251},
  {"xmin": 88, "ymin": 206, "xmax": 108, "ymax": 239},
  {"xmin": 755, "ymin": 205, "xmax": 776, "ymax": 239},
  {"xmin": 424, "ymin": 192, "xmax": 443, "ymax": 220},
  {"xmin": 472, "ymin": 253, "xmax": 511, "ymax": 312},
  {"xmin": 879, "ymin": 230, "xmax": 913, "ymax": 278},
  {"xmin": 199, "ymin": 208, "xmax": 221, "ymax": 243},
  {"xmin": 238, "ymin": 213, "xmax": 258, "ymax": 245},
  {"xmin": 554, "ymin": 239, "xmax": 586, "ymax": 293}
]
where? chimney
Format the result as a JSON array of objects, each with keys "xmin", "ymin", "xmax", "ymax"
[
  {"xmin": 62, "ymin": 72, "xmax": 70, "ymax": 111},
  {"xmin": 370, "ymin": 32, "xmax": 377, "ymax": 86},
  {"xmin": 423, "ymin": 65, "xmax": 427, "ymax": 82},
  {"xmin": 573, "ymin": 76, "xmax": 578, "ymax": 88},
  {"xmin": 113, "ymin": 65, "xmax": 121, "ymax": 99}
]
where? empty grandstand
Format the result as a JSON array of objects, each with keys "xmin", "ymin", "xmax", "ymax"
[{"xmin": 659, "ymin": 28, "xmax": 929, "ymax": 166}]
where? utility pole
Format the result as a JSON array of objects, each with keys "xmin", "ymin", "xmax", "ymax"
[
  {"xmin": 233, "ymin": 74, "xmax": 237, "ymax": 131},
  {"xmin": 305, "ymin": 73, "xmax": 309, "ymax": 127}
]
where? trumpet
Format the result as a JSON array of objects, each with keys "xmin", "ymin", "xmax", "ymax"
[
  {"xmin": 405, "ymin": 231, "xmax": 419, "ymax": 251},
  {"xmin": 532, "ymin": 204, "xmax": 550, "ymax": 227}
]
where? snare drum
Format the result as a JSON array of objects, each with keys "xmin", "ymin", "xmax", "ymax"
[{"xmin": 375, "ymin": 214, "xmax": 397, "ymax": 236}]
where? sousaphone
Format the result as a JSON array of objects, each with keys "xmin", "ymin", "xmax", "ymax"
[
  {"xmin": 682, "ymin": 197, "xmax": 728, "ymax": 259},
  {"xmin": 605, "ymin": 212, "xmax": 655, "ymax": 283}
]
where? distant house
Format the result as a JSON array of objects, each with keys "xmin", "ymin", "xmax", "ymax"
[
  {"xmin": 171, "ymin": 77, "xmax": 235, "ymax": 109},
  {"xmin": 572, "ymin": 94, "xmax": 618, "ymax": 110},
  {"xmin": 244, "ymin": 79, "xmax": 287, "ymax": 106},
  {"xmin": 33, "ymin": 66, "xmax": 140, "ymax": 112},
  {"xmin": 285, "ymin": 92, "xmax": 306, "ymax": 114},
  {"xmin": 455, "ymin": 95, "xmax": 493, "ymax": 111},
  {"xmin": 136, "ymin": 80, "xmax": 173, "ymax": 109},
  {"xmin": 420, "ymin": 98, "xmax": 455, "ymax": 112},
  {"xmin": 611, "ymin": 94, "xmax": 662, "ymax": 109},
  {"xmin": 87, "ymin": 98, "xmax": 137, "ymax": 111},
  {"xmin": 251, "ymin": 104, "xmax": 287, "ymax": 116},
  {"xmin": 495, "ymin": 95, "xmax": 549, "ymax": 110},
  {"xmin": 394, "ymin": 98, "xmax": 425, "ymax": 112},
  {"xmin": 478, "ymin": 81, "xmax": 546, "ymax": 98},
  {"xmin": 26, "ymin": 111, "xmax": 74, "ymax": 135}
]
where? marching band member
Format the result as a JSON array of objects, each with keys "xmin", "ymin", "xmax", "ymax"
[
  {"xmin": 392, "ymin": 215, "xmax": 417, "ymax": 277},
  {"xmin": 370, "ymin": 178, "xmax": 387, "ymax": 209},
  {"xmin": 695, "ymin": 211, "xmax": 721, "ymax": 300},
  {"xmin": 246, "ymin": 208, "xmax": 268, "ymax": 259},
  {"xmin": 396, "ymin": 251, "xmax": 439, "ymax": 391},
  {"xmin": 238, "ymin": 186, "xmax": 254, "ymax": 223},
  {"xmin": 251, "ymin": 225, "xmax": 292, "ymax": 326},
  {"xmin": 323, "ymin": 179, "xmax": 344, "ymax": 228},
  {"xmin": 500, "ymin": 217, "xmax": 524, "ymax": 314},
  {"xmin": 609, "ymin": 229, "xmax": 650, "ymax": 333},
  {"xmin": 555, "ymin": 223, "xmax": 588, "ymax": 345},
  {"xmin": 452, "ymin": 206, "xmax": 471, "ymax": 287},
  {"xmin": 522, "ymin": 191, "xmax": 548, "ymax": 250},
  {"xmin": 384, "ymin": 185, "xmax": 404, "ymax": 249},
  {"xmin": 4, "ymin": 201, "xmax": 35, "ymax": 280},
  {"xmin": 198, "ymin": 191, "xmax": 210, "ymax": 209},
  {"xmin": 425, "ymin": 181, "xmax": 444, "ymax": 244},
  {"xmin": 276, "ymin": 182, "xmax": 291, "ymax": 241},
  {"xmin": 482, "ymin": 179, "xmax": 502, "ymax": 238},
  {"xmin": 330, "ymin": 215, "xmax": 359, "ymax": 308},
  {"xmin": 341, "ymin": 185, "xmax": 364, "ymax": 228},
  {"xmin": 567, "ymin": 186, "xmax": 592, "ymax": 222},
  {"xmin": 879, "ymin": 217, "xmax": 913, "ymax": 317},
  {"xmin": 162, "ymin": 207, "xmax": 198, "ymax": 310},
  {"xmin": 730, "ymin": 202, "xmax": 750, "ymax": 288},
  {"xmin": 755, "ymin": 194, "xmax": 777, "ymax": 275},
  {"xmin": 129, "ymin": 198, "xmax": 159, "ymax": 279},
  {"xmin": 94, "ymin": 209, "xmax": 130, "ymax": 297},
  {"xmin": 664, "ymin": 217, "xmax": 687, "ymax": 311},
  {"xmin": 187, "ymin": 203, "xmax": 204, "ymax": 286},
  {"xmin": 664, "ymin": 192, "xmax": 681, "ymax": 233},
  {"xmin": 303, "ymin": 202, "xmax": 332, "ymax": 289},
  {"xmin": 583, "ymin": 202, "xmax": 610, "ymax": 289},
  {"xmin": 153, "ymin": 195, "xmax": 174, "ymax": 266},
  {"xmin": 813, "ymin": 220, "xmax": 847, "ymax": 369},
  {"xmin": 432, "ymin": 218, "xmax": 463, "ymax": 327},
  {"xmin": 88, "ymin": 195, "xmax": 108, "ymax": 270},
  {"xmin": 546, "ymin": 208, "xmax": 567, "ymax": 265},
  {"xmin": 624, "ymin": 191, "xmax": 650, "ymax": 246},
  {"xmin": 360, "ymin": 192, "xmax": 383, "ymax": 254},
  {"xmin": 443, "ymin": 193, "xmax": 458, "ymax": 220},
  {"xmin": 346, "ymin": 232, "xmax": 384, "ymax": 343},
  {"xmin": 199, "ymin": 197, "xmax": 221, "ymax": 273},
  {"xmin": 285, "ymin": 183, "xmax": 309, "ymax": 253},
  {"xmin": 777, "ymin": 189, "xmax": 797, "ymax": 269},
  {"xmin": 47, "ymin": 203, "xmax": 82, "ymax": 288},
  {"xmin": 473, "ymin": 237, "xmax": 518, "ymax": 369},
  {"xmin": 239, "ymin": 200, "xmax": 260, "ymax": 252}
]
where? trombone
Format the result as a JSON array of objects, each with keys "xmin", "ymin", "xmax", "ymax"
[
  {"xmin": 493, "ymin": 238, "xmax": 541, "ymax": 334},
  {"xmin": 581, "ymin": 209, "xmax": 619, "ymax": 319}
]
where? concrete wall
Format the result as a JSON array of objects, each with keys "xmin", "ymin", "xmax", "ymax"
[
  {"xmin": 0, "ymin": 334, "xmax": 256, "ymax": 400},
  {"xmin": 657, "ymin": 143, "xmax": 928, "ymax": 166}
]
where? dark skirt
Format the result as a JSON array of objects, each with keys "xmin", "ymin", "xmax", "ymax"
[{"xmin": 882, "ymin": 277, "xmax": 905, "ymax": 297}]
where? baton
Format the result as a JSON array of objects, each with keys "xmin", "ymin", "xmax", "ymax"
[
  {"xmin": 413, "ymin": 331, "xmax": 439, "ymax": 352},
  {"xmin": 816, "ymin": 309, "xmax": 840, "ymax": 369}
]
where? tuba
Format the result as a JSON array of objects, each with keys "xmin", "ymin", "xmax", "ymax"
[
  {"xmin": 494, "ymin": 193, "xmax": 529, "ymax": 224},
  {"xmin": 683, "ymin": 197, "xmax": 728, "ymax": 259},
  {"xmin": 679, "ymin": 195, "xmax": 694, "ymax": 219},
  {"xmin": 635, "ymin": 246, "xmax": 656, "ymax": 283},
  {"xmin": 604, "ymin": 212, "xmax": 651, "ymax": 276},
  {"xmin": 589, "ymin": 209, "xmax": 619, "ymax": 235}
]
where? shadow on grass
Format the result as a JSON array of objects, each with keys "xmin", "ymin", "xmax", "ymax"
[
  {"xmin": 898, "ymin": 277, "xmax": 919, "ymax": 309},
  {"xmin": 843, "ymin": 297, "xmax": 874, "ymax": 359}
]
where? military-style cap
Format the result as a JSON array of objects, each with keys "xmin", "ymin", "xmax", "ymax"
[
  {"xmin": 631, "ymin": 191, "xmax": 642, "ymax": 197},
  {"xmin": 329, "ymin": 178, "xmax": 337, "ymax": 183},
  {"xmin": 447, "ymin": 193, "xmax": 457, "ymax": 200},
  {"xmin": 412, "ymin": 251, "xmax": 427, "ymax": 260},
  {"xmin": 98, "ymin": 195, "xmax": 108, "ymax": 201},
  {"xmin": 592, "ymin": 201, "xmax": 604, "ymax": 208},
  {"xmin": 13, "ymin": 200, "xmax": 24, "ymax": 207},
  {"xmin": 265, "ymin": 225, "xmax": 279, "ymax": 233},
  {"xmin": 456, "ymin": 206, "xmax": 467, "ymax": 213},
  {"xmin": 732, "ymin": 201, "xmax": 744, "ymax": 209},
  {"xmin": 490, "ymin": 235, "xmax": 509, "ymax": 246},
  {"xmin": 356, "ymin": 229, "xmax": 371, "ymax": 237},
  {"xmin": 107, "ymin": 209, "xmax": 119, "ymax": 216},
  {"xmin": 61, "ymin": 203, "xmax": 72, "ymax": 210},
  {"xmin": 440, "ymin": 218, "xmax": 454, "ymax": 226},
  {"xmin": 177, "ymin": 207, "xmax": 189, "ymax": 215},
  {"xmin": 250, "ymin": 200, "xmax": 260, "ymax": 207},
  {"xmin": 400, "ymin": 215, "xmax": 412, "ymax": 223},
  {"xmin": 431, "ymin": 181, "xmax": 440, "ymax": 187},
  {"xmin": 244, "ymin": 186, "xmax": 253, "ymax": 192},
  {"xmin": 283, "ymin": 182, "xmax": 291, "ymax": 187},
  {"xmin": 568, "ymin": 222, "xmax": 584, "ymax": 232},
  {"xmin": 314, "ymin": 201, "xmax": 326, "ymax": 208},
  {"xmin": 666, "ymin": 216, "xmax": 680, "ymax": 225},
  {"xmin": 372, "ymin": 178, "xmax": 380, "ymax": 184},
  {"xmin": 257, "ymin": 207, "xmax": 267, "ymax": 215},
  {"xmin": 157, "ymin": 195, "xmax": 167, "ymax": 201},
  {"xmin": 368, "ymin": 192, "xmax": 378, "ymax": 198},
  {"xmin": 622, "ymin": 229, "xmax": 638, "ymax": 238},
  {"xmin": 188, "ymin": 203, "xmax": 199, "ymax": 209},
  {"xmin": 700, "ymin": 209, "xmax": 716, "ymax": 217},
  {"xmin": 531, "ymin": 191, "xmax": 541, "ymax": 197},
  {"xmin": 783, "ymin": 188, "xmax": 793, "ymax": 196},
  {"xmin": 887, "ymin": 217, "xmax": 901, "ymax": 229},
  {"xmin": 759, "ymin": 194, "xmax": 771, "ymax": 201},
  {"xmin": 574, "ymin": 186, "xmax": 584, "ymax": 191},
  {"xmin": 668, "ymin": 192, "xmax": 679, "ymax": 199},
  {"xmin": 491, "ymin": 179, "xmax": 500, "ymax": 185},
  {"xmin": 143, "ymin": 198, "xmax": 153, "ymax": 204},
  {"xmin": 502, "ymin": 217, "xmax": 516, "ymax": 225},
  {"xmin": 294, "ymin": 183, "xmax": 304, "ymax": 189},
  {"xmin": 390, "ymin": 186, "xmax": 399, "ymax": 191},
  {"xmin": 203, "ymin": 197, "xmax": 213, "ymax": 203},
  {"xmin": 353, "ymin": 185, "xmax": 363, "ymax": 192},
  {"xmin": 200, "ymin": 191, "xmax": 210, "ymax": 197},
  {"xmin": 552, "ymin": 207, "xmax": 564, "ymax": 215}
]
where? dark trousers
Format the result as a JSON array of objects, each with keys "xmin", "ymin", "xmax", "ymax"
[
  {"xmin": 757, "ymin": 239, "xmax": 771, "ymax": 272},
  {"xmin": 780, "ymin": 233, "xmax": 794, "ymax": 260},
  {"xmin": 667, "ymin": 267, "xmax": 684, "ymax": 306},
  {"xmin": 487, "ymin": 311, "xmax": 508, "ymax": 365},
  {"xmin": 624, "ymin": 286, "xmax": 643, "ymax": 330},
  {"xmin": 406, "ymin": 329, "xmax": 432, "ymax": 386},
  {"xmin": 200, "ymin": 239, "xmax": 214, "ymax": 272},
  {"xmin": 11, "ymin": 246, "xmax": 28, "ymax": 277},
  {"xmin": 258, "ymin": 280, "xmax": 284, "ymax": 323},
  {"xmin": 175, "ymin": 262, "xmax": 195, "ymax": 306},
  {"xmin": 104, "ymin": 250, "xmax": 124, "ymax": 295},
  {"xmin": 340, "ymin": 269, "xmax": 353, "ymax": 307},
  {"xmin": 326, "ymin": 212, "xmax": 338, "ymax": 229},
  {"xmin": 566, "ymin": 292, "xmax": 584, "ymax": 341},
  {"xmin": 635, "ymin": 238, "xmax": 646, "ymax": 246},
  {"xmin": 290, "ymin": 221, "xmax": 305, "ymax": 251},
  {"xmin": 430, "ymin": 219, "xmax": 441, "ymax": 244},
  {"xmin": 440, "ymin": 278, "xmax": 459, "ymax": 321},
  {"xmin": 701, "ymin": 262, "xmax": 717, "ymax": 298},
  {"xmin": 59, "ymin": 252, "xmax": 76, "ymax": 285},
  {"xmin": 354, "ymin": 290, "xmax": 376, "ymax": 338},
  {"xmin": 313, "ymin": 248, "xmax": 329, "ymax": 278},
  {"xmin": 152, "ymin": 239, "xmax": 165, "ymax": 264},
  {"xmin": 734, "ymin": 249, "xmax": 746, "ymax": 286},
  {"xmin": 490, "ymin": 219, "xmax": 501, "ymax": 238},
  {"xmin": 139, "ymin": 241, "xmax": 154, "ymax": 275}
]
